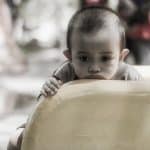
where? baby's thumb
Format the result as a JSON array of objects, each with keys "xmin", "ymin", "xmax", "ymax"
[{"xmin": 58, "ymin": 80, "xmax": 63, "ymax": 85}]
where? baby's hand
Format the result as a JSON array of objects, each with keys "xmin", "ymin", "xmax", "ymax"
[
  {"xmin": 121, "ymin": 66, "xmax": 142, "ymax": 81},
  {"xmin": 40, "ymin": 77, "xmax": 62, "ymax": 97},
  {"xmin": 115, "ymin": 62, "xmax": 142, "ymax": 81}
]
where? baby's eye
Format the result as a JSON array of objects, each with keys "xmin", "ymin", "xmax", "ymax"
[
  {"xmin": 101, "ymin": 56, "xmax": 113, "ymax": 62},
  {"xmin": 79, "ymin": 55, "xmax": 89, "ymax": 62}
]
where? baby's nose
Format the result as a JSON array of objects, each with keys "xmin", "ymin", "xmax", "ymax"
[{"xmin": 88, "ymin": 65, "xmax": 101, "ymax": 74}]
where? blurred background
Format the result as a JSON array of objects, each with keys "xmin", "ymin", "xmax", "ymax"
[{"xmin": 0, "ymin": 0, "xmax": 150, "ymax": 149}]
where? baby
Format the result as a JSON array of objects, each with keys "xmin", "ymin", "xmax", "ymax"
[
  {"xmin": 40, "ymin": 6, "xmax": 141, "ymax": 98},
  {"xmin": 7, "ymin": 6, "xmax": 141, "ymax": 150}
]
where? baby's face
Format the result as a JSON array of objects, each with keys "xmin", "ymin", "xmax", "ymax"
[{"xmin": 71, "ymin": 29, "xmax": 121, "ymax": 80}]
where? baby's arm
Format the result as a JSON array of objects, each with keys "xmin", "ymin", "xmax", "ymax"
[
  {"xmin": 38, "ymin": 61, "xmax": 75, "ymax": 98},
  {"xmin": 114, "ymin": 62, "xmax": 142, "ymax": 80}
]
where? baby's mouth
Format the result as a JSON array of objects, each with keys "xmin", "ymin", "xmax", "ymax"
[{"xmin": 85, "ymin": 75, "xmax": 105, "ymax": 79}]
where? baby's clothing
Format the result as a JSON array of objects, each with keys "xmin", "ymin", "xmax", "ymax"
[{"xmin": 52, "ymin": 61, "xmax": 78, "ymax": 83}]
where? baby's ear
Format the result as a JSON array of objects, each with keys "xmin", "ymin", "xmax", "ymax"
[
  {"xmin": 63, "ymin": 49, "xmax": 72, "ymax": 60},
  {"xmin": 119, "ymin": 48, "xmax": 130, "ymax": 61}
]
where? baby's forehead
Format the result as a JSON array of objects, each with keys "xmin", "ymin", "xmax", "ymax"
[
  {"xmin": 72, "ymin": 26, "xmax": 121, "ymax": 44},
  {"xmin": 71, "ymin": 31, "xmax": 120, "ymax": 53}
]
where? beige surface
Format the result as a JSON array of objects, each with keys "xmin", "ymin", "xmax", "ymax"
[{"xmin": 21, "ymin": 79, "xmax": 150, "ymax": 150}]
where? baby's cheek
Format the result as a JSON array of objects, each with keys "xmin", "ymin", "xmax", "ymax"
[
  {"xmin": 74, "ymin": 65, "xmax": 87, "ymax": 78},
  {"xmin": 104, "ymin": 63, "xmax": 118, "ymax": 77},
  {"xmin": 76, "ymin": 67, "xmax": 86, "ymax": 77}
]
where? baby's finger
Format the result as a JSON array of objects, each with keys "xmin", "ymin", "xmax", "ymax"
[
  {"xmin": 138, "ymin": 75, "xmax": 142, "ymax": 80},
  {"xmin": 124, "ymin": 73, "xmax": 128, "ymax": 80},
  {"xmin": 50, "ymin": 91, "xmax": 56, "ymax": 96},
  {"xmin": 58, "ymin": 80, "xmax": 63, "ymax": 85},
  {"xmin": 44, "ymin": 84, "xmax": 57, "ymax": 96},
  {"xmin": 135, "ymin": 75, "xmax": 140, "ymax": 80},
  {"xmin": 43, "ymin": 84, "xmax": 51, "ymax": 93},
  {"xmin": 48, "ymin": 84, "xmax": 58, "ymax": 93},
  {"xmin": 40, "ymin": 89, "xmax": 48, "ymax": 97},
  {"xmin": 49, "ymin": 78, "xmax": 61, "ymax": 88},
  {"xmin": 132, "ymin": 74, "xmax": 139, "ymax": 81}
]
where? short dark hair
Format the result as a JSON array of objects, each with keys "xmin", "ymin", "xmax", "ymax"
[{"xmin": 67, "ymin": 6, "xmax": 126, "ymax": 50}]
